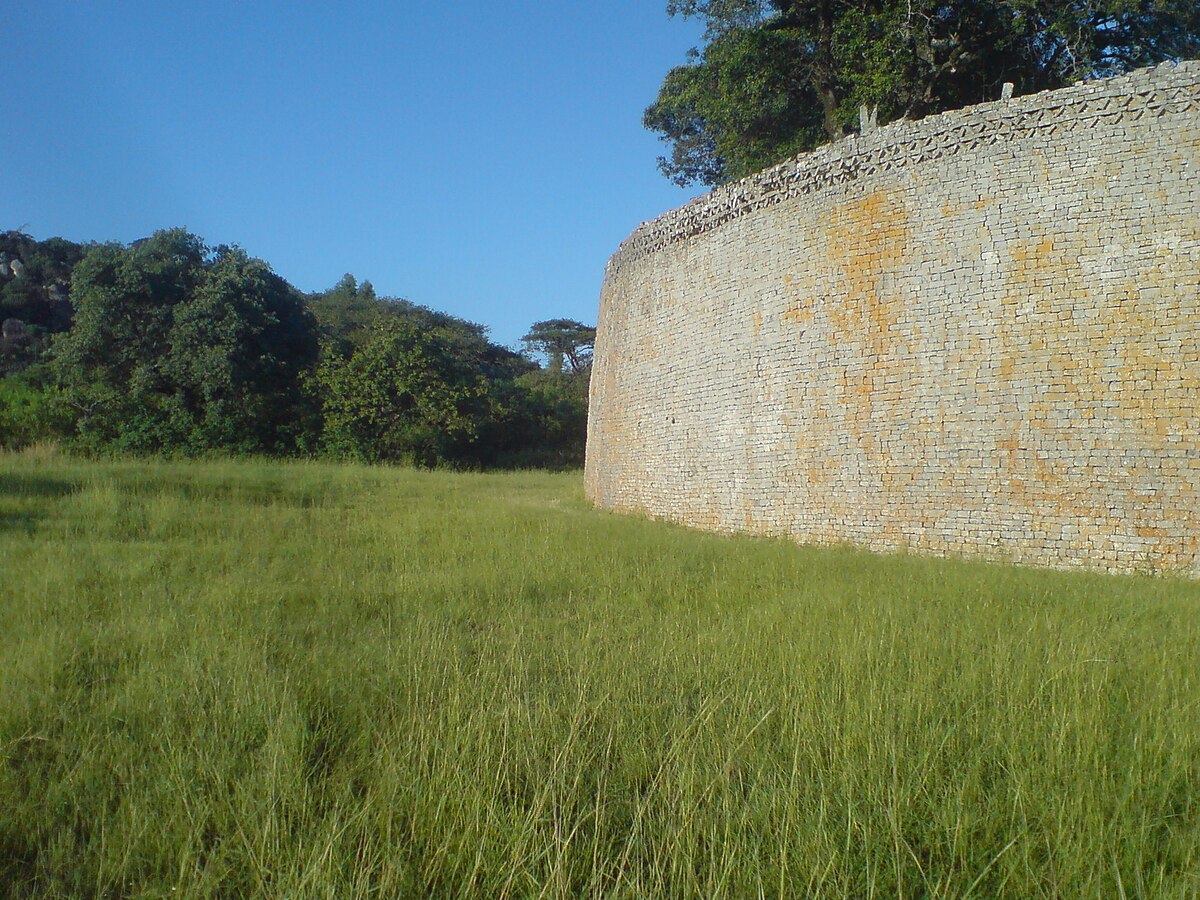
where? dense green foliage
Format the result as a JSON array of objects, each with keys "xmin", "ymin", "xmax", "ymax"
[
  {"xmin": 0, "ymin": 230, "xmax": 590, "ymax": 467},
  {"xmin": 53, "ymin": 231, "xmax": 319, "ymax": 454},
  {"xmin": 1, "ymin": 454, "xmax": 1198, "ymax": 895},
  {"xmin": 0, "ymin": 374, "xmax": 72, "ymax": 450},
  {"xmin": 317, "ymin": 318, "xmax": 493, "ymax": 465},
  {"xmin": 647, "ymin": 0, "xmax": 1200, "ymax": 185},
  {"xmin": 305, "ymin": 273, "xmax": 588, "ymax": 468}
]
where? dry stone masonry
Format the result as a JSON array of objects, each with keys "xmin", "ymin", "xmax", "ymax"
[{"xmin": 585, "ymin": 62, "xmax": 1200, "ymax": 576}]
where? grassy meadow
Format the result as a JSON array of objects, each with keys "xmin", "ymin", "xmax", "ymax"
[{"xmin": 1, "ymin": 450, "xmax": 1198, "ymax": 897}]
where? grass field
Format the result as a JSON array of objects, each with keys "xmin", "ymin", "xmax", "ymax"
[{"xmin": 1, "ymin": 450, "xmax": 1198, "ymax": 897}]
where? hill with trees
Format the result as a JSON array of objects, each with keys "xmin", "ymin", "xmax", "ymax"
[{"xmin": 0, "ymin": 229, "xmax": 591, "ymax": 468}]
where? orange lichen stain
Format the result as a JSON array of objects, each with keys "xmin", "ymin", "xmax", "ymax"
[
  {"xmin": 1004, "ymin": 224, "xmax": 1200, "ymax": 458},
  {"xmin": 1009, "ymin": 235, "xmax": 1056, "ymax": 273},
  {"xmin": 636, "ymin": 333, "xmax": 660, "ymax": 359},
  {"xmin": 1096, "ymin": 292, "xmax": 1200, "ymax": 438},
  {"xmin": 805, "ymin": 454, "xmax": 839, "ymax": 489},
  {"xmin": 848, "ymin": 374, "xmax": 874, "ymax": 399},
  {"xmin": 782, "ymin": 299, "xmax": 815, "ymax": 326},
  {"xmin": 943, "ymin": 196, "xmax": 995, "ymax": 217},
  {"xmin": 752, "ymin": 310, "xmax": 764, "ymax": 337},
  {"xmin": 795, "ymin": 409, "xmax": 839, "ymax": 490},
  {"xmin": 821, "ymin": 188, "xmax": 913, "ymax": 465},
  {"xmin": 1032, "ymin": 452, "xmax": 1064, "ymax": 488}
]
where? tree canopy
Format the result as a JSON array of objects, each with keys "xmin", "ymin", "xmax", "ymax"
[
  {"xmin": 316, "ymin": 317, "xmax": 493, "ymax": 465},
  {"xmin": 646, "ymin": 0, "xmax": 1200, "ymax": 185},
  {"xmin": 521, "ymin": 319, "xmax": 596, "ymax": 376},
  {"xmin": 53, "ymin": 230, "xmax": 319, "ymax": 453}
]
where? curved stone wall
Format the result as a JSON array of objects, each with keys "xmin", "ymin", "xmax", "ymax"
[{"xmin": 585, "ymin": 62, "xmax": 1200, "ymax": 575}]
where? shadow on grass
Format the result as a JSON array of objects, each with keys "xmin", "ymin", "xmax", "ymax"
[
  {"xmin": 0, "ymin": 474, "xmax": 79, "ymax": 500},
  {"xmin": 0, "ymin": 830, "xmax": 39, "ymax": 895},
  {"xmin": 175, "ymin": 481, "xmax": 326, "ymax": 509},
  {"xmin": 0, "ymin": 474, "xmax": 80, "ymax": 536},
  {"xmin": 0, "ymin": 509, "xmax": 41, "ymax": 536}
]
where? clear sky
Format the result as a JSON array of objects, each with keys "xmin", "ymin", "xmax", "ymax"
[{"xmin": 2, "ymin": 2, "xmax": 706, "ymax": 348}]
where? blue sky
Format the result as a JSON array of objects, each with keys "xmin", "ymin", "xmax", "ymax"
[{"xmin": 2, "ymin": 2, "xmax": 706, "ymax": 348}]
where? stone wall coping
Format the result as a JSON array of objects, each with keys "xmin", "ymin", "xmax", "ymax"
[{"xmin": 607, "ymin": 60, "xmax": 1200, "ymax": 277}]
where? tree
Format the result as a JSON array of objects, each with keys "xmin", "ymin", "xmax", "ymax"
[
  {"xmin": 647, "ymin": 0, "xmax": 1200, "ymax": 185},
  {"xmin": 164, "ymin": 246, "xmax": 320, "ymax": 452},
  {"xmin": 52, "ymin": 230, "xmax": 319, "ymax": 453},
  {"xmin": 306, "ymin": 274, "xmax": 520, "ymax": 370},
  {"xmin": 316, "ymin": 318, "xmax": 492, "ymax": 466},
  {"xmin": 504, "ymin": 365, "xmax": 591, "ymax": 468},
  {"xmin": 307, "ymin": 273, "xmax": 383, "ymax": 359},
  {"xmin": 521, "ymin": 319, "xmax": 596, "ymax": 376},
  {"xmin": 0, "ymin": 373, "xmax": 74, "ymax": 449}
]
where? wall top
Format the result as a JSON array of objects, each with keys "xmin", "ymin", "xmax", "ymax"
[{"xmin": 608, "ymin": 61, "xmax": 1200, "ymax": 277}]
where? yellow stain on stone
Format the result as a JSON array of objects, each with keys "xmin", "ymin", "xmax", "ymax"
[
  {"xmin": 782, "ymin": 300, "xmax": 815, "ymax": 326},
  {"xmin": 585, "ymin": 65, "xmax": 1200, "ymax": 576},
  {"xmin": 822, "ymin": 189, "xmax": 913, "ymax": 460}
]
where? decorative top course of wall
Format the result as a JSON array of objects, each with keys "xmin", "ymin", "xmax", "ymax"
[{"xmin": 608, "ymin": 61, "xmax": 1200, "ymax": 276}]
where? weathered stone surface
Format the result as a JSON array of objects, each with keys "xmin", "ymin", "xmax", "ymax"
[{"xmin": 586, "ymin": 62, "xmax": 1200, "ymax": 576}]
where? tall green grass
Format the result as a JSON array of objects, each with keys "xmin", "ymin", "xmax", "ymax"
[{"xmin": 1, "ymin": 450, "xmax": 1198, "ymax": 897}]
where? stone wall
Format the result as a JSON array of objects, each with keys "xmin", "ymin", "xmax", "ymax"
[{"xmin": 585, "ymin": 62, "xmax": 1200, "ymax": 575}]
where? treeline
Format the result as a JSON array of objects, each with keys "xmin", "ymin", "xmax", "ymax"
[{"xmin": 0, "ymin": 229, "xmax": 592, "ymax": 468}]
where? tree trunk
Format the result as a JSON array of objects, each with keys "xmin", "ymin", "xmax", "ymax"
[{"xmin": 812, "ymin": 0, "xmax": 846, "ymax": 141}]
